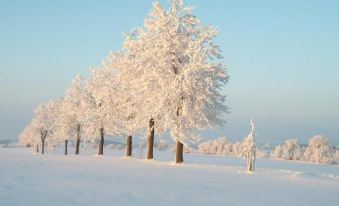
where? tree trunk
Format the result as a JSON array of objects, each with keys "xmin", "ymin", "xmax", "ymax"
[
  {"xmin": 36, "ymin": 144, "xmax": 39, "ymax": 153},
  {"xmin": 41, "ymin": 139, "xmax": 45, "ymax": 154},
  {"xmin": 126, "ymin": 135, "xmax": 132, "ymax": 157},
  {"xmin": 98, "ymin": 127, "xmax": 104, "ymax": 155},
  {"xmin": 64, "ymin": 140, "xmax": 68, "ymax": 155},
  {"xmin": 246, "ymin": 152, "xmax": 251, "ymax": 172},
  {"xmin": 147, "ymin": 119, "xmax": 154, "ymax": 160},
  {"xmin": 75, "ymin": 125, "xmax": 80, "ymax": 155},
  {"xmin": 176, "ymin": 141, "xmax": 184, "ymax": 163}
]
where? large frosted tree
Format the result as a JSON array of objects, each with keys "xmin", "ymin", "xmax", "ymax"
[{"xmin": 113, "ymin": 0, "xmax": 229, "ymax": 163}]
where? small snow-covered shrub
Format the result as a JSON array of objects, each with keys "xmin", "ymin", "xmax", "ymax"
[{"xmin": 303, "ymin": 135, "xmax": 335, "ymax": 164}]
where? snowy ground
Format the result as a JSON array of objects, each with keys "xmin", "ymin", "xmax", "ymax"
[{"xmin": 1, "ymin": 147, "xmax": 338, "ymax": 206}]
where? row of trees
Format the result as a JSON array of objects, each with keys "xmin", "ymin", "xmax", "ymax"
[
  {"xmin": 19, "ymin": 0, "xmax": 229, "ymax": 163},
  {"xmin": 273, "ymin": 135, "xmax": 337, "ymax": 164}
]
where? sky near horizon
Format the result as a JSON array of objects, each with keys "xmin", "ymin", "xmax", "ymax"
[{"xmin": 0, "ymin": 0, "xmax": 338, "ymax": 145}]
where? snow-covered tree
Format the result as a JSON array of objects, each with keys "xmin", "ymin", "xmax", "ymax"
[
  {"xmin": 85, "ymin": 67, "xmax": 126, "ymax": 155},
  {"xmin": 273, "ymin": 145, "xmax": 283, "ymax": 158},
  {"xmin": 103, "ymin": 52, "xmax": 144, "ymax": 157},
  {"xmin": 57, "ymin": 75, "xmax": 91, "ymax": 155},
  {"xmin": 272, "ymin": 138, "xmax": 302, "ymax": 160},
  {"xmin": 19, "ymin": 121, "xmax": 41, "ymax": 152},
  {"xmin": 282, "ymin": 139, "xmax": 302, "ymax": 160},
  {"xmin": 29, "ymin": 101, "xmax": 59, "ymax": 154},
  {"xmin": 52, "ymin": 98, "xmax": 70, "ymax": 155},
  {"xmin": 303, "ymin": 135, "xmax": 335, "ymax": 164},
  {"xmin": 112, "ymin": 0, "xmax": 229, "ymax": 163},
  {"xmin": 242, "ymin": 119, "xmax": 256, "ymax": 172}
]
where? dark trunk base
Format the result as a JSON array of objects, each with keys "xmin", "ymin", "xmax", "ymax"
[
  {"xmin": 64, "ymin": 140, "xmax": 68, "ymax": 155},
  {"xmin": 126, "ymin": 135, "xmax": 132, "ymax": 157},
  {"xmin": 75, "ymin": 137, "xmax": 80, "ymax": 155},
  {"xmin": 176, "ymin": 141, "xmax": 184, "ymax": 163},
  {"xmin": 41, "ymin": 140, "xmax": 45, "ymax": 154},
  {"xmin": 147, "ymin": 119, "xmax": 154, "ymax": 160},
  {"xmin": 98, "ymin": 128, "xmax": 104, "ymax": 155}
]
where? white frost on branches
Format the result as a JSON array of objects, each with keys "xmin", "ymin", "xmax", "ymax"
[
  {"xmin": 303, "ymin": 135, "xmax": 335, "ymax": 164},
  {"xmin": 107, "ymin": 0, "xmax": 229, "ymax": 145},
  {"xmin": 19, "ymin": 0, "xmax": 230, "ymax": 158},
  {"xmin": 273, "ymin": 138, "xmax": 302, "ymax": 160},
  {"xmin": 20, "ymin": 101, "xmax": 60, "ymax": 151}
]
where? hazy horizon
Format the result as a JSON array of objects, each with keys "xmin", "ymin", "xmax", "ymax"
[{"xmin": 1, "ymin": 0, "xmax": 338, "ymax": 145}]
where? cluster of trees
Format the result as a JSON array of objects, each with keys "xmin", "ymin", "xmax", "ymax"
[
  {"xmin": 198, "ymin": 119, "xmax": 257, "ymax": 172},
  {"xmin": 273, "ymin": 135, "xmax": 337, "ymax": 164},
  {"xmin": 198, "ymin": 122, "xmax": 258, "ymax": 159},
  {"xmin": 197, "ymin": 134, "xmax": 337, "ymax": 165},
  {"xmin": 19, "ymin": 0, "xmax": 229, "ymax": 163},
  {"xmin": 199, "ymin": 137, "xmax": 247, "ymax": 157}
]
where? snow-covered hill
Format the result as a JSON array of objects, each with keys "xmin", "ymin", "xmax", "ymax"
[{"xmin": 0, "ymin": 147, "xmax": 338, "ymax": 206}]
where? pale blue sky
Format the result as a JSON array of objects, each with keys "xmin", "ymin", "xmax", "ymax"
[{"xmin": 0, "ymin": 0, "xmax": 338, "ymax": 145}]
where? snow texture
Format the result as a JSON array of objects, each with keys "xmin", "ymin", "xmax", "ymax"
[{"xmin": 0, "ymin": 147, "xmax": 338, "ymax": 206}]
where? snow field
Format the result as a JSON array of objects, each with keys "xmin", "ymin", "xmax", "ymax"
[{"xmin": 1, "ymin": 147, "xmax": 338, "ymax": 206}]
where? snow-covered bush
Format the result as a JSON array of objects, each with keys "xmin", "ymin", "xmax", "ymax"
[{"xmin": 303, "ymin": 135, "xmax": 335, "ymax": 164}]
